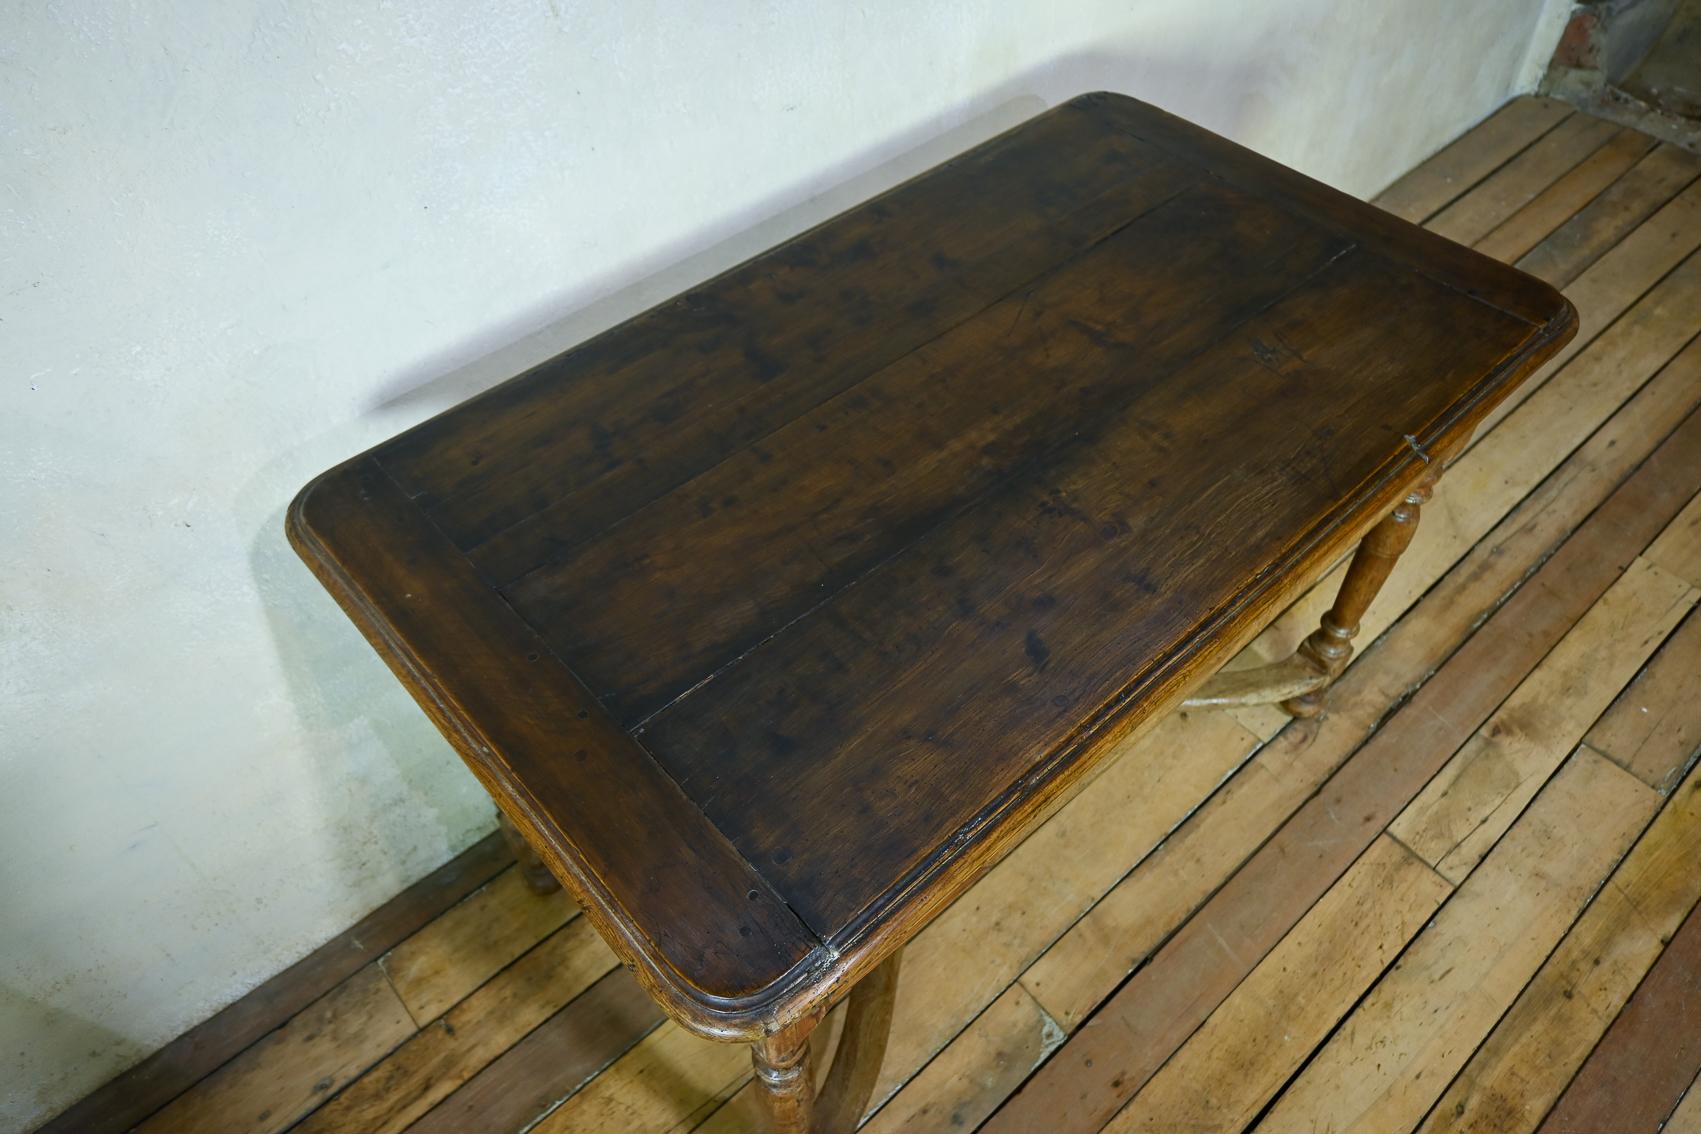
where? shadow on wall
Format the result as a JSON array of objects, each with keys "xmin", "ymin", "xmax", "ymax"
[
  {"xmin": 0, "ymin": 985, "xmax": 146, "ymax": 1125},
  {"xmin": 240, "ymin": 48, "xmax": 1271, "ymax": 896},
  {"xmin": 366, "ymin": 49, "xmax": 1272, "ymax": 417},
  {"xmin": 245, "ymin": 501, "xmax": 489, "ymax": 899}
]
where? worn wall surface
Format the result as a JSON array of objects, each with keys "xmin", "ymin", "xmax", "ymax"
[{"xmin": 1, "ymin": 1, "xmax": 1569, "ymax": 1127}]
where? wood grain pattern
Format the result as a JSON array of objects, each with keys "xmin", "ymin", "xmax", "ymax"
[
  {"xmin": 639, "ymin": 250, "xmax": 1542, "ymax": 939},
  {"xmin": 1474, "ymin": 127, "xmax": 1658, "ymax": 263},
  {"xmin": 1389, "ymin": 556, "xmax": 1696, "ymax": 881},
  {"xmin": 1534, "ymin": 891, "xmax": 1701, "ymax": 1134},
  {"xmin": 288, "ymin": 458, "xmax": 818, "ymax": 1037},
  {"xmin": 990, "ymin": 594, "xmax": 1569, "ymax": 1130},
  {"xmin": 387, "ymin": 100, "xmax": 1196, "ymax": 553},
  {"xmin": 1666, "ymin": 1076, "xmax": 1701, "ymax": 1134},
  {"xmin": 406, "ymin": 968, "xmax": 663, "ymax": 1134},
  {"xmin": 990, "ymin": 384, "xmax": 1701, "ymax": 1133},
  {"xmin": 1457, "ymin": 174, "xmax": 1701, "ymax": 455},
  {"xmin": 1427, "ymin": 112, "xmax": 1620, "ymax": 247},
  {"xmin": 1647, "ymin": 490, "xmax": 1701, "ymax": 585},
  {"xmin": 1373, "ymin": 97, "xmax": 1572, "ymax": 223},
  {"xmin": 297, "ymin": 917, "xmax": 616, "ymax": 1134},
  {"xmin": 1231, "ymin": 199, "xmax": 1701, "ymax": 680},
  {"xmin": 1480, "ymin": 175, "xmax": 1701, "ymax": 450},
  {"xmin": 379, "ymin": 863, "xmax": 579, "ymax": 1024},
  {"xmin": 526, "ymin": 1016, "xmax": 749, "ymax": 1134},
  {"xmin": 289, "ymin": 90, "xmax": 1574, "ymax": 1043},
  {"xmin": 1517, "ymin": 143, "xmax": 1701, "ymax": 286},
  {"xmin": 860, "ymin": 709, "xmax": 1256, "ymax": 1104},
  {"xmin": 812, "ymin": 950, "xmax": 902, "ymax": 1132},
  {"xmin": 497, "ymin": 810, "xmax": 561, "ymax": 895},
  {"xmin": 857, "ymin": 985, "xmax": 1060, "ymax": 1134},
  {"xmin": 1471, "ymin": 239, "xmax": 1701, "ymax": 469},
  {"xmin": 1587, "ymin": 608, "xmax": 1701, "ymax": 793},
  {"xmin": 870, "ymin": 260, "xmax": 1701, "ymax": 1134},
  {"xmin": 1245, "ymin": 239, "xmax": 1701, "ymax": 677},
  {"xmin": 1020, "ymin": 335, "xmax": 1701, "ymax": 1034},
  {"xmin": 1444, "ymin": 144, "xmax": 1701, "ymax": 448},
  {"xmin": 132, "ymin": 966, "xmax": 417, "ymax": 1134},
  {"xmin": 1418, "ymin": 759, "xmax": 1701, "ymax": 1134},
  {"xmin": 1224, "ymin": 112, "xmax": 1683, "ymax": 740},
  {"xmin": 508, "ymin": 186, "xmax": 1350, "ymax": 724},
  {"xmin": 1258, "ymin": 749, "xmax": 1657, "ymax": 1134},
  {"xmin": 1469, "ymin": 244, "xmax": 1701, "ymax": 479},
  {"xmin": 750, "ymin": 1018, "xmax": 819, "ymax": 1134},
  {"xmin": 1066, "ymin": 274, "xmax": 1701, "ymax": 1037},
  {"xmin": 681, "ymin": 706, "xmax": 1263, "ymax": 1132},
  {"xmin": 1101, "ymin": 836, "xmax": 1452, "ymax": 1134},
  {"xmin": 1280, "ymin": 469, "xmax": 1439, "ymax": 717},
  {"xmin": 32, "ymin": 832, "xmax": 510, "ymax": 1134},
  {"xmin": 1094, "ymin": 95, "xmax": 1566, "ymax": 325}
]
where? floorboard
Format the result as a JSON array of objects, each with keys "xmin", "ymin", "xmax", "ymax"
[
  {"xmin": 1534, "ymin": 896, "xmax": 1701, "ymax": 1133},
  {"xmin": 1256, "ymin": 749, "xmax": 1658, "ymax": 1134},
  {"xmin": 1589, "ymin": 606, "xmax": 1701, "ymax": 792},
  {"xmin": 1416, "ymin": 754, "xmax": 1701, "ymax": 1134},
  {"xmin": 31, "ymin": 831, "xmax": 512, "ymax": 1134}
]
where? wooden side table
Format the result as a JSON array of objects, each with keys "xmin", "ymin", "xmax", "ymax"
[{"xmin": 288, "ymin": 92, "xmax": 1574, "ymax": 1132}]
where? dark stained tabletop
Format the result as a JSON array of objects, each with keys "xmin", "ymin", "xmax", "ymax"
[{"xmin": 289, "ymin": 91, "xmax": 1576, "ymax": 1039}]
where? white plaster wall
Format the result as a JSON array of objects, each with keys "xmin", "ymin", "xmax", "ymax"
[{"xmin": 1, "ymin": 1, "xmax": 1571, "ymax": 1127}]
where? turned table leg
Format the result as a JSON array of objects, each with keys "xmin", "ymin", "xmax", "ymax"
[
  {"xmin": 1281, "ymin": 471, "xmax": 1437, "ymax": 717},
  {"xmin": 753, "ymin": 949, "xmax": 903, "ymax": 1133},
  {"xmin": 496, "ymin": 811, "xmax": 561, "ymax": 895},
  {"xmin": 1182, "ymin": 454, "xmax": 1453, "ymax": 718},
  {"xmin": 753, "ymin": 1019, "xmax": 819, "ymax": 1133}
]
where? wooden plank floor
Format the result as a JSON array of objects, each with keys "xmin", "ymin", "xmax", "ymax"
[{"xmin": 46, "ymin": 96, "xmax": 1701, "ymax": 1134}]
